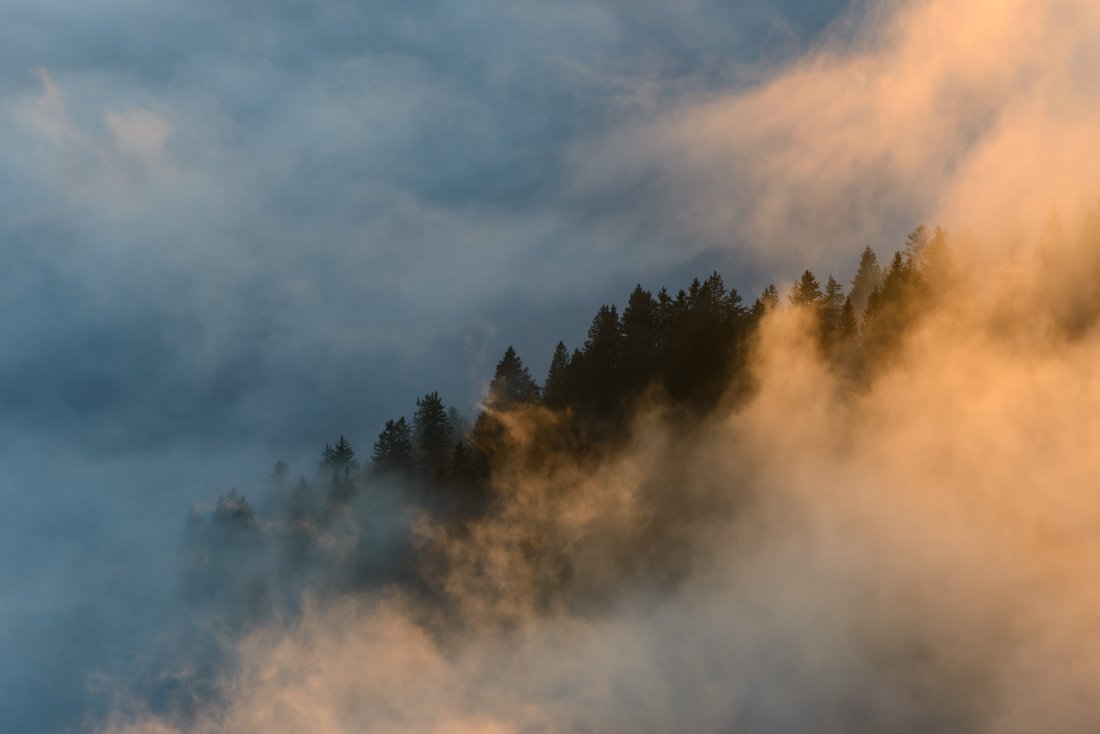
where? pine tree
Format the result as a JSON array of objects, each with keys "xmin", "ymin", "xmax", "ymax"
[
  {"xmin": 213, "ymin": 489, "xmax": 256, "ymax": 529},
  {"xmin": 542, "ymin": 341, "xmax": 572, "ymax": 409},
  {"xmin": 413, "ymin": 391, "xmax": 453, "ymax": 477},
  {"xmin": 371, "ymin": 417, "xmax": 413, "ymax": 474},
  {"xmin": 448, "ymin": 441, "xmax": 480, "ymax": 487},
  {"xmin": 849, "ymin": 246, "xmax": 884, "ymax": 317},
  {"xmin": 821, "ymin": 274, "xmax": 845, "ymax": 343},
  {"xmin": 328, "ymin": 465, "xmax": 356, "ymax": 504},
  {"xmin": 904, "ymin": 225, "xmax": 929, "ymax": 265},
  {"xmin": 751, "ymin": 284, "xmax": 781, "ymax": 320},
  {"xmin": 920, "ymin": 225, "xmax": 953, "ymax": 288},
  {"xmin": 839, "ymin": 297, "xmax": 857, "ymax": 341},
  {"xmin": 621, "ymin": 284, "xmax": 659, "ymax": 391},
  {"xmin": 320, "ymin": 435, "xmax": 359, "ymax": 472},
  {"xmin": 789, "ymin": 270, "xmax": 823, "ymax": 306},
  {"xmin": 762, "ymin": 284, "xmax": 780, "ymax": 311},
  {"xmin": 448, "ymin": 407, "xmax": 470, "ymax": 440},
  {"xmin": 578, "ymin": 304, "xmax": 623, "ymax": 414},
  {"xmin": 862, "ymin": 250, "xmax": 925, "ymax": 361},
  {"xmin": 486, "ymin": 346, "xmax": 540, "ymax": 409}
]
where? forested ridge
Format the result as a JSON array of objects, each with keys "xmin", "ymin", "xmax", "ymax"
[{"xmin": 140, "ymin": 214, "xmax": 1100, "ymax": 723}]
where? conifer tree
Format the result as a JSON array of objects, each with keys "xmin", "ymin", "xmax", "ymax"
[
  {"xmin": 839, "ymin": 297, "xmax": 857, "ymax": 341},
  {"xmin": 762, "ymin": 284, "xmax": 780, "ymax": 311},
  {"xmin": 413, "ymin": 391, "xmax": 453, "ymax": 477},
  {"xmin": 920, "ymin": 225, "xmax": 953, "ymax": 287},
  {"xmin": 849, "ymin": 246, "xmax": 884, "ymax": 317},
  {"xmin": 751, "ymin": 284, "xmax": 781, "ymax": 320},
  {"xmin": 371, "ymin": 417, "xmax": 413, "ymax": 474},
  {"xmin": 320, "ymin": 436, "xmax": 359, "ymax": 472},
  {"xmin": 789, "ymin": 270, "xmax": 824, "ymax": 306},
  {"xmin": 328, "ymin": 465, "xmax": 356, "ymax": 504},
  {"xmin": 543, "ymin": 341, "xmax": 572, "ymax": 409},
  {"xmin": 820, "ymin": 274, "xmax": 845, "ymax": 343},
  {"xmin": 486, "ymin": 346, "xmax": 540, "ymax": 409},
  {"xmin": 580, "ymin": 304, "xmax": 623, "ymax": 412},
  {"xmin": 904, "ymin": 225, "xmax": 929, "ymax": 264},
  {"xmin": 862, "ymin": 250, "xmax": 925, "ymax": 361},
  {"xmin": 621, "ymin": 285, "xmax": 659, "ymax": 391},
  {"xmin": 447, "ymin": 441, "xmax": 479, "ymax": 487}
]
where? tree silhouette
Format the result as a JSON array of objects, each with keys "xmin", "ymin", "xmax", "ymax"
[
  {"xmin": 820, "ymin": 274, "xmax": 846, "ymax": 347},
  {"xmin": 621, "ymin": 284, "xmax": 660, "ymax": 393},
  {"xmin": 372, "ymin": 417, "xmax": 413, "ymax": 475},
  {"xmin": 863, "ymin": 250, "xmax": 926, "ymax": 361},
  {"xmin": 320, "ymin": 436, "xmax": 359, "ymax": 473},
  {"xmin": 576, "ymin": 304, "xmax": 623, "ymax": 415},
  {"xmin": 413, "ymin": 391, "xmax": 453, "ymax": 478},
  {"xmin": 849, "ymin": 246, "xmax": 884, "ymax": 318},
  {"xmin": 486, "ymin": 346, "xmax": 540, "ymax": 409},
  {"xmin": 543, "ymin": 341, "xmax": 572, "ymax": 409},
  {"xmin": 789, "ymin": 270, "xmax": 824, "ymax": 306},
  {"xmin": 904, "ymin": 225, "xmax": 929, "ymax": 264}
]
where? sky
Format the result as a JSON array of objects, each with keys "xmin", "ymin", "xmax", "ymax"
[
  {"xmin": 0, "ymin": 1, "xmax": 853, "ymax": 730},
  {"xmin": 7, "ymin": 0, "xmax": 1100, "ymax": 730},
  {"xmin": 0, "ymin": 0, "xmax": 857, "ymax": 457}
]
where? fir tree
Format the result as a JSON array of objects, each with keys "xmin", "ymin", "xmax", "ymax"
[
  {"xmin": 371, "ymin": 417, "xmax": 413, "ymax": 475},
  {"xmin": 789, "ymin": 270, "xmax": 824, "ymax": 306},
  {"xmin": 762, "ymin": 284, "xmax": 780, "ymax": 311},
  {"xmin": 839, "ymin": 297, "xmax": 857, "ymax": 341},
  {"xmin": 578, "ymin": 304, "xmax": 623, "ymax": 414},
  {"xmin": 413, "ymin": 391, "xmax": 453, "ymax": 477},
  {"xmin": 320, "ymin": 436, "xmax": 359, "ymax": 472},
  {"xmin": 820, "ymin": 274, "xmax": 845, "ymax": 344},
  {"xmin": 486, "ymin": 346, "xmax": 540, "ymax": 409},
  {"xmin": 543, "ymin": 341, "xmax": 572, "ymax": 409},
  {"xmin": 904, "ymin": 225, "xmax": 929, "ymax": 264},
  {"xmin": 621, "ymin": 285, "xmax": 660, "ymax": 391},
  {"xmin": 849, "ymin": 246, "xmax": 884, "ymax": 318},
  {"xmin": 447, "ymin": 441, "xmax": 480, "ymax": 488}
]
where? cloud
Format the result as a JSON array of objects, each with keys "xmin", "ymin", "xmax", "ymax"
[
  {"xmin": 0, "ymin": 3, "xmax": 855, "ymax": 731},
  {"xmin": 98, "ymin": 230, "xmax": 1100, "ymax": 732},
  {"xmin": 574, "ymin": 0, "xmax": 1100, "ymax": 271},
  {"xmin": 87, "ymin": 0, "xmax": 1100, "ymax": 731}
]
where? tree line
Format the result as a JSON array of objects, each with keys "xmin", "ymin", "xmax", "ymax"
[{"xmin": 185, "ymin": 225, "xmax": 965, "ymax": 585}]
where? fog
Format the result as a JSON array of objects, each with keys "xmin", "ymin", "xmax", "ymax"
[{"xmin": 5, "ymin": 0, "xmax": 1100, "ymax": 731}]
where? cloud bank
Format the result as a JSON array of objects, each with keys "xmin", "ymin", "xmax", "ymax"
[
  {"xmin": 10, "ymin": 0, "xmax": 1100, "ymax": 730},
  {"xmin": 581, "ymin": 0, "xmax": 1100, "ymax": 271},
  {"xmin": 93, "ymin": 0, "xmax": 1100, "ymax": 729}
]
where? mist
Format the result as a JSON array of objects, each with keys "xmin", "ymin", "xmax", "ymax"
[
  {"xmin": 92, "ymin": 206, "xmax": 1100, "ymax": 731},
  {"xmin": 7, "ymin": 0, "xmax": 1100, "ymax": 731}
]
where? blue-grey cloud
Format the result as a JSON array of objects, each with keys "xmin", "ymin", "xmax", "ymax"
[{"xmin": 0, "ymin": 1, "xmax": 852, "ymax": 730}]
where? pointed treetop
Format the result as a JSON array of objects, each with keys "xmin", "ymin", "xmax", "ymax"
[
  {"xmin": 488, "ymin": 346, "xmax": 540, "ymax": 408},
  {"xmin": 320, "ymin": 435, "xmax": 359, "ymax": 472},
  {"xmin": 789, "ymin": 270, "xmax": 823, "ymax": 306}
]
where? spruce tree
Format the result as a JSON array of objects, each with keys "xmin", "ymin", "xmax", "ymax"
[
  {"xmin": 579, "ymin": 304, "xmax": 623, "ymax": 414},
  {"xmin": 849, "ymin": 246, "xmax": 884, "ymax": 317},
  {"xmin": 839, "ymin": 297, "xmax": 857, "ymax": 341},
  {"xmin": 789, "ymin": 270, "xmax": 824, "ymax": 306},
  {"xmin": 413, "ymin": 391, "xmax": 453, "ymax": 477},
  {"xmin": 762, "ymin": 284, "xmax": 780, "ymax": 311},
  {"xmin": 621, "ymin": 285, "xmax": 659, "ymax": 391},
  {"xmin": 821, "ymin": 274, "xmax": 845, "ymax": 343},
  {"xmin": 320, "ymin": 436, "xmax": 358, "ymax": 472},
  {"xmin": 486, "ymin": 346, "xmax": 540, "ymax": 409},
  {"xmin": 751, "ymin": 284, "xmax": 781, "ymax": 320},
  {"xmin": 543, "ymin": 341, "xmax": 572, "ymax": 409},
  {"xmin": 371, "ymin": 417, "xmax": 413, "ymax": 475},
  {"xmin": 904, "ymin": 225, "xmax": 929, "ymax": 264}
]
